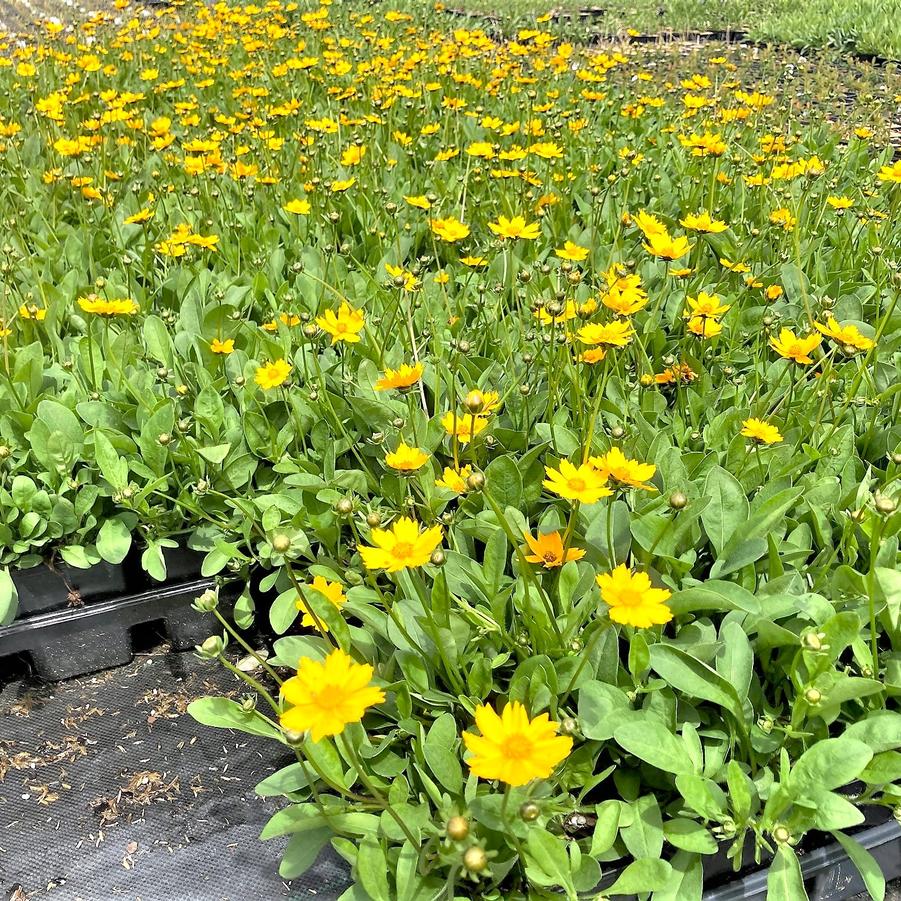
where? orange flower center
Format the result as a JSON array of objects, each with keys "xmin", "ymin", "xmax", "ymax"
[
  {"xmin": 501, "ymin": 733, "xmax": 533, "ymax": 759},
  {"xmin": 568, "ymin": 478, "xmax": 586, "ymax": 492},
  {"xmin": 392, "ymin": 541, "xmax": 415, "ymax": 560},
  {"xmin": 543, "ymin": 551, "xmax": 559, "ymax": 564},
  {"xmin": 617, "ymin": 587, "xmax": 643, "ymax": 607}
]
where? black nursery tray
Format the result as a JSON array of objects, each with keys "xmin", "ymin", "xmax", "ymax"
[{"xmin": 0, "ymin": 548, "xmax": 233, "ymax": 682}]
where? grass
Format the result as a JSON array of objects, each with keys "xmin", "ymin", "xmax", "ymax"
[{"xmin": 438, "ymin": 0, "xmax": 901, "ymax": 58}]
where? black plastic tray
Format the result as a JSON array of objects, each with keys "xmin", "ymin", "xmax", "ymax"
[{"xmin": 0, "ymin": 577, "xmax": 234, "ymax": 682}]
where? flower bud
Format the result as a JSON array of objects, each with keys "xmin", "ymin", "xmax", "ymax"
[
  {"xmin": 772, "ymin": 825, "xmax": 792, "ymax": 845},
  {"xmin": 446, "ymin": 815, "xmax": 469, "ymax": 841},
  {"xmin": 0, "ymin": 445, "xmax": 10, "ymax": 459},
  {"xmin": 463, "ymin": 390, "xmax": 485, "ymax": 414},
  {"xmin": 875, "ymin": 494, "xmax": 897, "ymax": 515},
  {"xmin": 466, "ymin": 471, "xmax": 485, "ymax": 492},
  {"xmin": 271, "ymin": 533, "xmax": 292, "ymax": 554},
  {"xmin": 804, "ymin": 687, "xmax": 822, "ymax": 705},
  {"xmin": 197, "ymin": 635, "xmax": 225, "ymax": 659},
  {"xmin": 462, "ymin": 846, "xmax": 488, "ymax": 873},
  {"xmin": 668, "ymin": 491, "xmax": 688, "ymax": 510},
  {"xmin": 335, "ymin": 498, "xmax": 354, "ymax": 516},
  {"xmin": 366, "ymin": 512, "xmax": 382, "ymax": 528},
  {"xmin": 193, "ymin": 588, "xmax": 219, "ymax": 613},
  {"xmin": 430, "ymin": 549, "xmax": 446, "ymax": 567},
  {"xmin": 519, "ymin": 802, "xmax": 541, "ymax": 822}
]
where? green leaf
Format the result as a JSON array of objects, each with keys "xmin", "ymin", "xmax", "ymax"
[
  {"xmin": 279, "ymin": 829, "xmax": 331, "ymax": 879},
  {"xmin": 663, "ymin": 818, "xmax": 718, "ymax": 853},
  {"xmin": 614, "ymin": 718, "xmax": 696, "ymax": 776},
  {"xmin": 604, "ymin": 858, "xmax": 672, "ymax": 896},
  {"xmin": 188, "ymin": 697, "xmax": 284, "ymax": 741},
  {"xmin": 485, "ymin": 454, "xmax": 523, "ymax": 509},
  {"xmin": 0, "ymin": 567, "xmax": 18, "ymax": 626},
  {"xmin": 649, "ymin": 644, "xmax": 746, "ymax": 727},
  {"xmin": 590, "ymin": 800, "xmax": 621, "ymax": 856},
  {"xmin": 270, "ymin": 588, "xmax": 300, "ymax": 635},
  {"xmin": 423, "ymin": 713, "xmax": 463, "ymax": 794},
  {"xmin": 766, "ymin": 845, "xmax": 808, "ymax": 901},
  {"xmin": 93, "ymin": 430, "xmax": 129, "ymax": 490},
  {"xmin": 701, "ymin": 465, "xmax": 748, "ymax": 555},
  {"xmin": 788, "ymin": 738, "xmax": 873, "ymax": 794},
  {"xmin": 842, "ymin": 710, "xmax": 901, "ymax": 754},
  {"xmin": 197, "ymin": 443, "xmax": 232, "ymax": 464},
  {"xmin": 96, "ymin": 517, "xmax": 132, "ymax": 565},
  {"xmin": 667, "ymin": 580, "xmax": 761, "ymax": 616},
  {"xmin": 144, "ymin": 315, "xmax": 175, "ymax": 368},
  {"xmin": 578, "ymin": 681, "xmax": 632, "ymax": 740},
  {"xmin": 620, "ymin": 794, "xmax": 663, "ymax": 859},
  {"xmin": 832, "ymin": 832, "xmax": 886, "ymax": 901},
  {"xmin": 357, "ymin": 835, "xmax": 391, "ymax": 901},
  {"xmin": 525, "ymin": 830, "xmax": 576, "ymax": 895},
  {"xmin": 255, "ymin": 763, "xmax": 310, "ymax": 797}
]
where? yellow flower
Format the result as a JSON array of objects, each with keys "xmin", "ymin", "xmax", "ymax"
[
  {"xmin": 877, "ymin": 161, "xmax": 901, "ymax": 183},
  {"xmin": 580, "ymin": 347, "xmax": 607, "ymax": 364},
  {"xmin": 374, "ymin": 362, "xmax": 424, "ymax": 391},
  {"xmin": 684, "ymin": 292, "xmax": 730, "ymax": 319},
  {"xmin": 769, "ymin": 207, "xmax": 797, "ymax": 230},
  {"xmin": 436, "ymin": 465, "xmax": 472, "ymax": 494},
  {"xmin": 602, "ymin": 285, "xmax": 648, "ymax": 316},
  {"xmin": 643, "ymin": 232, "xmax": 693, "ymax": 261},
  {"xmin": 596, "ymin": 564, "xmax": 673, "ymax": 628},
  {"xmin": 765, "ymin": 285, "xmax": 784, "ymax": 300},
  {"xmin": 330, "ymin": 177, "xmax": 356, "ymax": 193},
  {"xmin": 262, "ymin": 312, "xmax": 302, "ymax": 332},
  {"xmin": 826, "ymin": 195, "xmax": 854, "ymax": 209},
  {"xmin": 488, "ymin": 215, "xmax": 541, "ymax": 240},
  {"xmin": 385, "ymin": 441, "xmax": 429, "ymax": 472},
  {"xmin": 719, "ymin": 257, "xmax": 750, "ymax": 273},
  {"xmin": 575, "ymin": 320, "xmax": 634, "ymax": 348},
  {"xmin": 358, "ymin": 516, "xmax": 443, "ymax": 572},
  {"xmin": 632, "ymin": 210, "xmax": 668, "ymax": 238},
  {"xmin": 555, "ymin": 241, "xmax": 589, "ymax": 261},
  {"xmin": 589, "ymin": 447, "xmax": 656, "ymax": 491},
  {"xmin": 210, "ymin": 338, "xmax": 235, "ymax": 354},
  {"xmin": 522, "ymin": 530, "xmax": 585, "ymax": 568},
  {"xmin": 741, "ymin": 418, "xmax": 783, "ymax": 444},
  {"xmin": 403, "ymin": 194, "xmax": 431, "ymax": 210},
  {"xmin": 769, "ymin": 328, "xmax": 822, "ymax": 365},
  {"xmin": 814, "ymin": 315, "xmax": 874, "ymax": 352},
  {"xmin": 283, "ymin": 198, "xmax": 311, "ymax": 215},
  {"xmin": 77, "ymin": 296, "xmax": 139, "ymax": 316},
  {"xmin": 254, "ymin": 359, "xmax": 291, "ymax": 390},
  {"xmin": 280, "ymin": 649, "xmax": 385, "ymax": 741},
  {"xmin": 687, "ymin": 315, "xmax": 723, "ymax": 338},
  {"xmin": 430, "ymin": 217, "xmax": 470, "ymax": 242},
  {"xmin": 296, "ymin": 576, "xmax": 347, "ymax": 631},
  {"xmin": 340, "ymin": 145, "xmax": 366, "ymax": 166},
  {"xmin": 463, "ymin": 701, "xmax": 572, "ymax": 786},
  {"xmin": 19, "ymin": 304, "xmax": 48, "ymax": 321},
  {"xmin": 543, "ymin": 460, "xmax": 612, "ymax": 504},
  {"xmin": 316, "ymin": 301, "xmax": 365, "ymax": 344},
  {"xmin": 440, "ymin": 411, "xmax": 488, "ymax": 445},
  {"xmin": 124, "ymin": 207, "xmax": 154, "ymax": 224},
  {"xmin": 460, "ymin": 256, "xmax": 487, "ymax": 268},
  {"xmin": 679, "ymin": 211, "xmax": 728, "ymax": 233}
]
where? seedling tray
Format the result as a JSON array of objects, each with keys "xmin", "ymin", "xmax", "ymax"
[{"xmin": 0, "ymin": 574, "xmax": 234, "ymax": 682}]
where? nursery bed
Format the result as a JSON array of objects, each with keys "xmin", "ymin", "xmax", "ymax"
[
  {"xmin": 0, "ymin": 645, "xmax": 352, "ymax": 900},
  {"xmin": 2, "ymin": 644, "xmax": 900, "ymax": 901}
]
